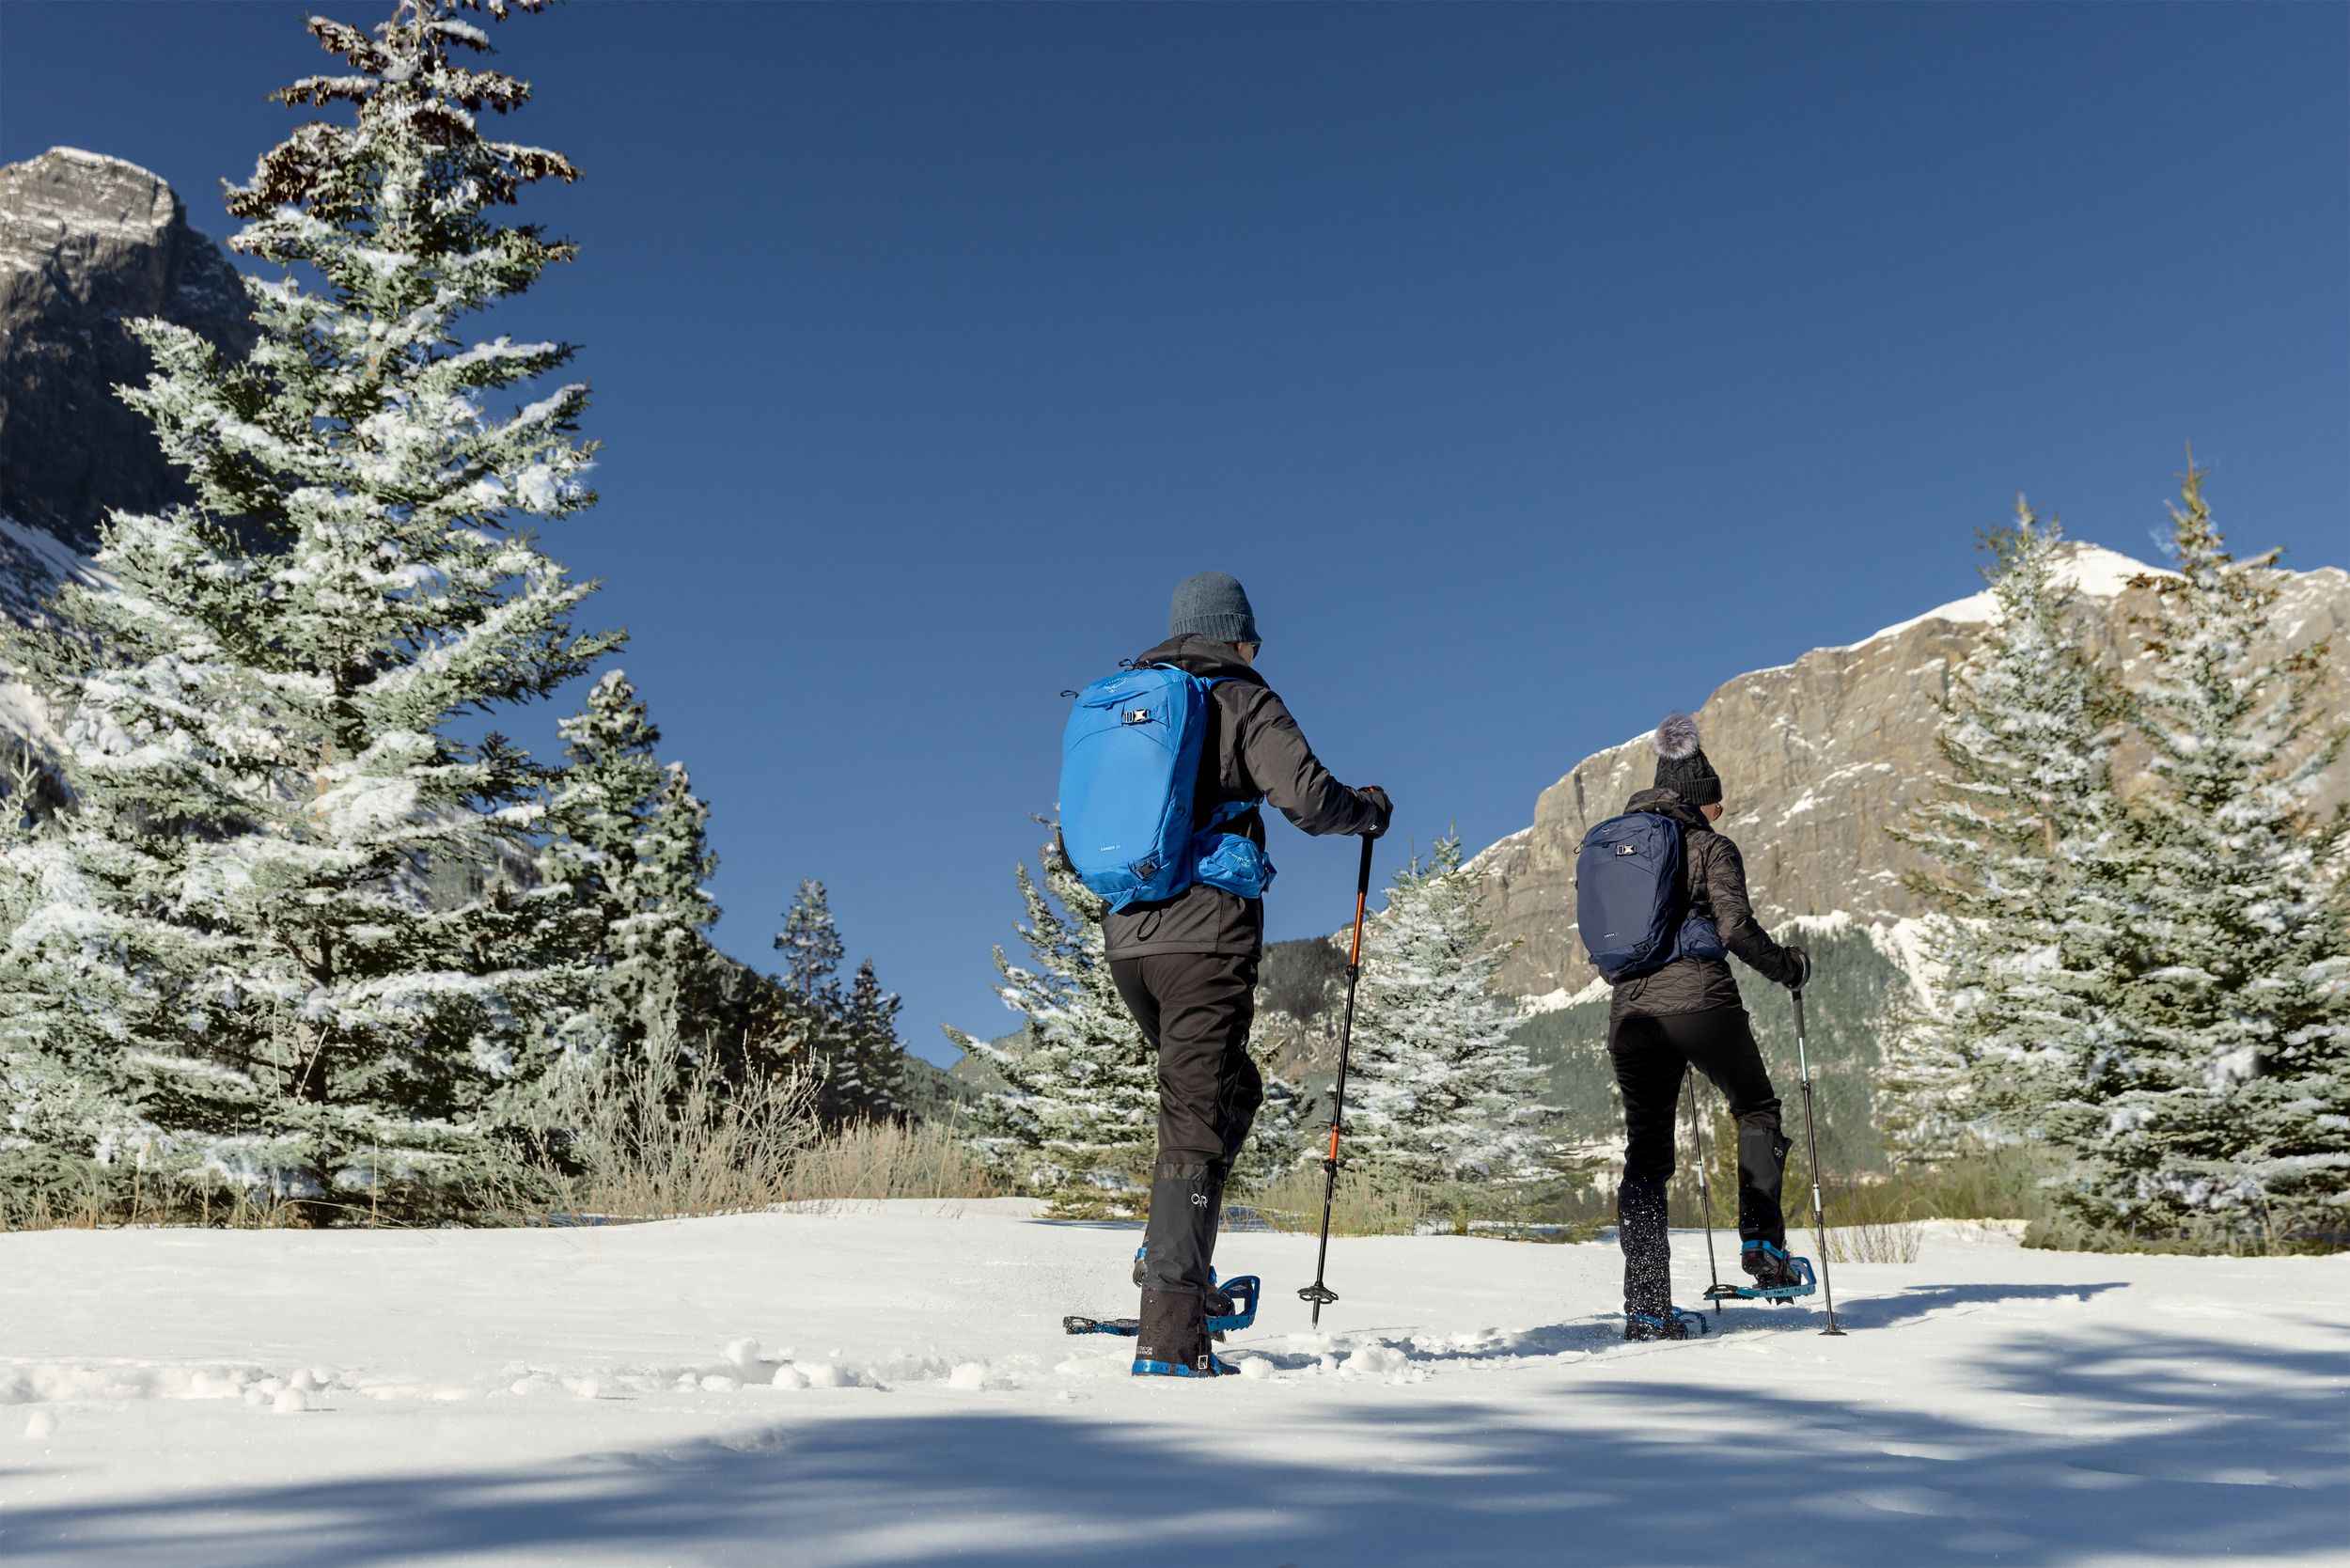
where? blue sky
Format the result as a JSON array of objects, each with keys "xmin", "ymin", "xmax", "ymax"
[{"xmin": 4, "ymin": 2, "xmax": 2345, "ymax": 1063}]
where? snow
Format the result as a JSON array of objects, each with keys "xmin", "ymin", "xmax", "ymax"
[
  {"xmin": 1837, "ymin": 542, "xmax": 2165, "ymax": 652},
  {"xmin": 1520, "ymin": 974, "xmax": 1610, "ymax": 1013},
  {"xmin": 3, "ymin": 1202, "xmax": 2343, "ymax": 1565}
]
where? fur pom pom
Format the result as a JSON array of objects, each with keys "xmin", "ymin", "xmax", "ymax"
[{"xmin": 1653, "ymin": 712, "xmax": 1701, "ymax": 760}]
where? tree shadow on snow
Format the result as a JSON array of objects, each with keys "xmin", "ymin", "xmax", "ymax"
[
  {"xmin": 1812, "ymin": 1278, "xmax": 2132, "ymax": 1331},
  {"xmin": 8, "ymin": 1324, "xmax": 2345, "ymax": 1567}
]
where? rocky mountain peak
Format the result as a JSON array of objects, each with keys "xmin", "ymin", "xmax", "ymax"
[
  {"xmin": 1, "ymin": 147, "xmax": 255, "ymax": 550},
  {"xmin": 1477, "ymin": 544, "xmax": 2350, "ymax": 1008}
]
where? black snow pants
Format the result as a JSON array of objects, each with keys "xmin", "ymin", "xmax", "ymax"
[
  {"xmin": 1110, "ymin": 952, "xmax": 1263, "ymax": 1301},
  {"xmin": 1609, "ymin": 1005, "xmax": 1790, "ymax": 1319}
]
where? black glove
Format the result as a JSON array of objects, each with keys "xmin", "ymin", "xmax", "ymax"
[
  {"xmin": 1784, "ymin": 943, "xmax": 1811, "ymax": 990},
  {"xmin": 1355, "ymin": 785, "xmax": 1393, "ymax": 839}
]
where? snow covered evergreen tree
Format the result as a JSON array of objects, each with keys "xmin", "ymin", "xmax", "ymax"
[
  {"xmin": 1343, "ymin": 833, "xmax": 1550, "ymax": 1187},
  {"xmin": 747, "ymin": 881, "xmax": 903, "ymax": 1126},
  {"xmin": 1885, "ymin": 505, "xmax": 2131, "ymax": 1165},
  {"xmin": 775, "ymin": 879, "xmax": 847, "ymax": 1005},
  {"xmin": 1231, "ymin": 1067, "xmax": 1316, "ymax": 1192},
  {"xmin": 0, "ymin": 0, "xmax": 611, "ymax": 1215},
  {"xmin": 540, "ymin": 670, "xmax": 719, "ymax": 1056},
  {"xmin": 2064, "ymin": 466, "xmax": 2350, "ymax": 1247},
  {"xmin": 835, "ymin": 959, "xmax": 907, "ymax": 1123},
  {"xmin": 948, "ymin": 836, "xmax": 1155, "ymax": 1214}
]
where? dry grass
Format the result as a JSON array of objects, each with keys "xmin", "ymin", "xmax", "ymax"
[
  {"xmin": 480, "ymin": 1048, "xmax": 818, "ymax": 1224},
  {"xmin": 0, "ymin": 1173, "xmax": 307, "ymax": 1232},
  {"xmin": 1820, "ymin": 1219, "xmax": 1924, "ymax": 1264},
  {"xmin": 784, "ymin": 1118, "xmax": 1003, "ymax": 1203},
  {"xmin": 1244, "ymin": 1164, "xmax": 1426, "ymax": 1237}
]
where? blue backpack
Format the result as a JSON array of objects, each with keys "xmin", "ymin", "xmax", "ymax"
[
  {"xmin": 1058, "ymin": 664, "xmax": 1273, "ymax": 912},
  {"xmin": 1574, "ymin": 812, "xmax": 1726, "ymax": 981}
]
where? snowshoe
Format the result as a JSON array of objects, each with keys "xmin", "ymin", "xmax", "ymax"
[
  {"xmin": 1704, "ymin": 1242, "xmax": 1818, "ymax": 1305},
  {"xmin": 1065, "ymin": 1276, "xmax": 1259, "ymax": 1339},
  {"xmin": 1623, "ymin": 1307, "xmax": 1710, "ymax": 1341},
  {"xmin": 1125, "ymin": 1288, "xmax": 1240, "ymax": 1377},
  {"xmin": 1131, "ymin": 1350, "xmax": 1238, "ymax": 1378}
]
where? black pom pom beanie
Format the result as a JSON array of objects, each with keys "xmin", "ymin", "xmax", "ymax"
[{"xmin": 1652, "ymin": 712, "xmax": 1723, "ymax": 807}]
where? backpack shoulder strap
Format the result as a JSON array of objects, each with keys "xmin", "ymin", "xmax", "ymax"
[{"xmin": 1186, "ymin": 677, "xmax": 1264, "ymax": 829}]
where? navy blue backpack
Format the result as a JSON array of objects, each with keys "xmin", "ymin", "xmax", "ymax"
[
  {"xmin": 1058, "ymin": 665, "xmax": 1273, "ymax": 912},
  {"xmin": 1574, "ymin": 812, "xmax": 1726, "ymax": 981}
]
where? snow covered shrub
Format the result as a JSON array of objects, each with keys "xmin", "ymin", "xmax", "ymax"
[{"xmin": 0, "ymin": 0, "xmax": 616, "ymax": 1219}]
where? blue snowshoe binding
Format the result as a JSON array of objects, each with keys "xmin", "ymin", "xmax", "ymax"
[
  {"xmin": 1064, "ymin": 1274, "xmax": 1260, "ymax": 1339},
  {"xmin": 1704, "ymin": 1241, "xmax": 1819, "ymax": 1305},
  {"xmin": 1623, "ymin": 1307, "xmax": 1710, "ymax": 1341}
]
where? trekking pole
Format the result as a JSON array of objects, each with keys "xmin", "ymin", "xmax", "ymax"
[
  {"xmin": 1792, "ymin": 988, "xmax": 1845, "ymax": 1336},
  {"xmin": 1299, "ymin": 835, "xmax": 1375, "ymax": 1327},
  {"xmin": 1685, "ymin": 1069, "xmax": 1723, "ymax": 1314}
]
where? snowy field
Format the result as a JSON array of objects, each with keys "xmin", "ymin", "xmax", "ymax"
[{"xmin": 3, "ymin": 1202, "xmax": 2344, "ymax": 1567}]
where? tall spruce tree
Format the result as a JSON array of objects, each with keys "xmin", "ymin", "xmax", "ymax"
[
  {"xmin": 836, "ymin": 958, "xmax": 907, "ymax": 1123},
  {"xmin": 948, "ymin": 836, "xmax": 1155, "ymax": 1212},
  {"xmin": 0, "ymin": 0, "xmax": 611, "ymax": 1211},
  {"xmin": 775, "ymin": 879, "xmax": 847, "ymax": 1005},
  {"xmin": 1343, "ymin": 833, "xmax": 1550, "ymax": 1186},
  {"xmin": 540, "ymin": 670, "xmax": 719, "ymax": 1055},
  {"xmin": 2067, "ymin": 466, "xmax": 2350, "ymax": 1246},
  {"xmin": 1885, "ymin": 506, "xmax": 2131, "ymax": 1165},
  {"xmin": 759, "ymin": 880, "xmax": 903, "ymax": 1124}
]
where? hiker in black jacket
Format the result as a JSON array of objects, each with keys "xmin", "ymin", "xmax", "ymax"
[
  {"xmin": 1608, "ymin": 713, "xmax": 1810, "ymax": 1341},
  {"xmin": 1112, "ymin": 572, "xmax": 1389, "ymax": 1375}
]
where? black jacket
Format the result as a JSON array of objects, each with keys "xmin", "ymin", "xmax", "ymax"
[
  {"xmin": 1608, "ymin": 788, "xmax": 1803, "ymax": 1019},
  {"xmin": 1101, "ymin": 636, "xmax": 1375, "ymax": 961}
]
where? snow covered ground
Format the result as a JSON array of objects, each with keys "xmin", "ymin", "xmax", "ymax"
[{"xmin": 3, "ymin": 1201, "xmax": 2344, "ymax": 1566}]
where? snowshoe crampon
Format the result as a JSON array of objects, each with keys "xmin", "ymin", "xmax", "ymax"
[
  {"xmin": 1623, "ymin": 1307, "xmax": 1710, "ymax": 1341},
  {"xmin": 1705, "ymin": 1253, "xmax": 1819, "ymax": 1306},
  {"xmin": 1064, "ymin": 1276, "xmax": 1260, "ymax": 1339}
]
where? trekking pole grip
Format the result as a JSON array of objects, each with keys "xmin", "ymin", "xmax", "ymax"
[{"xmin": 1350, "ymin": 835, "xmax": 1373, "ymax": 960}]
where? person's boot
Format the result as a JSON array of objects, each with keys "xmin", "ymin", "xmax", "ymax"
[
  {"xmin": 1133, "ymin": 1247, "xmax": 1242, "ymax": 1333},
  {"xmin": 1741, "ymin": 1238, "xmax": 1805, "ymax": 1290},
  {"xmin": 1617, "ymin": 1171, "xmax": 1673, "ymax": 1324},
  {"xmin": 1622, "ymin": 1308, "xmax": 1709, "ymax": 1341},
  {"xmin": 1132, "ymin": 1289, "xmax": 1234, "ymax": 1377}
]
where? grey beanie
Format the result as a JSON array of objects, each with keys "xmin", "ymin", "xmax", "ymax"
[
  {"xmin": 1652, "ymin": 712, "xmax": 1724, "ymax": 807},
  {"xmin": 1168, "ymin": 571, "xmax": 1261, "ymax": 648}
]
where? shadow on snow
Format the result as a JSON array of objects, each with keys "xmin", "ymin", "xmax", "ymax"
[{"xmin": 8, "ymin": 1316, "xmax": 2345, "ymax": 1567}]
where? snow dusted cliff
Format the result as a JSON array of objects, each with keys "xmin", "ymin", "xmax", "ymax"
[{"xmin": 1477, "ymin": 542, "xmax": 2350, "ymax": 1005}]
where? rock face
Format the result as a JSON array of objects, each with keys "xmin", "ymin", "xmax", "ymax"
[
  {"xmin": 1479, "ymin": 543, "xmax": 2350, "ymax": 1004},
  {"xmin": 0, "ymin": 148, "xmax": 255, "ymax": 551}
]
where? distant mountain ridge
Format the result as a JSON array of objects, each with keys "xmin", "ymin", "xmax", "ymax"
[
  {"xmin": 1475, "ymin": 541, "xmax": 2350, "ymax": 1009},
  {"xmin": 1463, "ymin": 540, "xmax": 2350, "ymax": 1167},
  {"xmin": 1, "ymin": 149, "xmax": 257, "ymax": 553},
  {"xmin": 1, "ymin": 149, "xmax": 259, "ymax": 755}
]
